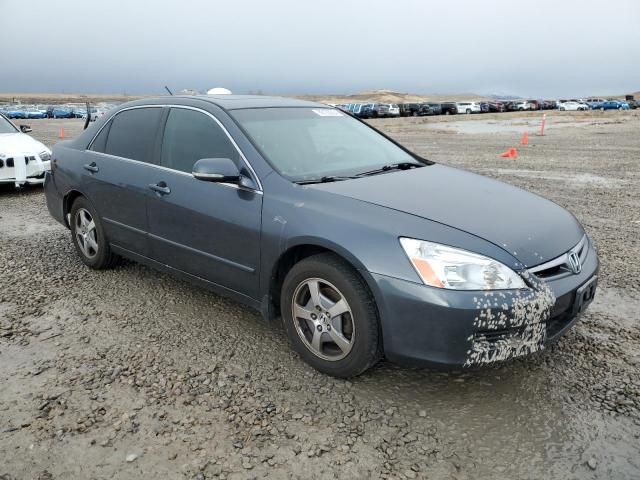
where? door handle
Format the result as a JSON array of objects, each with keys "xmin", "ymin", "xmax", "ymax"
[
  {"xmin": 148, "ymin": 182, "xmax": 171, "ymax": 195},
  {"xmin": 83, "ymin": 162, "xmax": 99, "ymax": 173}
]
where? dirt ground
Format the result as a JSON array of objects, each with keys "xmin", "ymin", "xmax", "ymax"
[{"xmin": 1, "ymin": 110, "xmax": 639, "ymax": 480}]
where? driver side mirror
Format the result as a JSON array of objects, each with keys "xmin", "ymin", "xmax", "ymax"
[
  {"xmin": 192, "ymin": 157, "xmax": 241, "ymax": 183},
  {"xmin": 20, "ymin": 125, "xmax": 32, "ymax": 133}
]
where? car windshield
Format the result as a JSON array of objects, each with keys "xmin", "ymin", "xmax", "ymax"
[
  {"xmin": 231, "ymin": 107, "xmax": 420, "ymax": 181},
  {"xmin": 0, "ymin": 115, "xmax": 18, "ymax": 134}
]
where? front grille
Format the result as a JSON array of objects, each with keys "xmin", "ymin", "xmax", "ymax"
[
  {"xmin": 528, "ymin": 235, "xmax": 588, "ymax": 279},
  {"xmin": 3, "ymin": 156, "xmax": 34, "ymax": 167}
]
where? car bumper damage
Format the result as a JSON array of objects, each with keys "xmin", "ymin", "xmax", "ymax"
[
  {"xmin": 0, "ymin": 152, "xmax": 50, "ymax": 187},
  {"xmin": 371, "ymin": 239, "xmax": 599, "ymax": 369}
]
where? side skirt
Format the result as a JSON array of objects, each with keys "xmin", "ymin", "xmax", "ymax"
[{"xmin": 110, "ymin": 244, "xmax": 263, "ymax": 312}]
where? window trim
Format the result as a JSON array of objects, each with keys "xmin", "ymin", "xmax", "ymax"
[{"xmin": 87, "ymin": 104, "xmax": 263, "ymax": 192}]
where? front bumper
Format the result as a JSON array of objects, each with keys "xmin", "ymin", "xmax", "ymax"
[
  {"xmin": 0, "ymin": 155, "xmax": 50, "ymax": 186},
  {"xmin": 370, "ymin": 241, "xmax": 599, "ymax": 369}
]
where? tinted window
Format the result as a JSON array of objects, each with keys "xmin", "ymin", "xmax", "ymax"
[
  {"xmin": 105, "ymin": 107, "xmax": 162, "ymax": 163},
  {"xmin": 90, "ymin": 121, "xmax": 111, "ymax": 152},
  {"xmin": 160, "ymin": 108, "xmax": 239, "ymax": 173}
]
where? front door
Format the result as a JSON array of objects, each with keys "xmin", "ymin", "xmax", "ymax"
[{"xmin": 146, "ymin": 107, "xmax": 262, "ymax": 299}]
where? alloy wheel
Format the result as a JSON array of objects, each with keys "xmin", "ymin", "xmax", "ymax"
[
  {"xmin": 75, "ymin": 208, "xmax": 99, "ymax": 259},
  {"xmin": 291, "ymin": 278, "xmax": 355, "ymax": 361}
]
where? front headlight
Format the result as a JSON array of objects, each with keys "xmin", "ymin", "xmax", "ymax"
[
  {"xmin": 400, "ymin": 238, "xmax": 526, "ymax": 290},
  {"xmin": 39, "ymin": 151, "xmax": 51, "ymax": 162}
]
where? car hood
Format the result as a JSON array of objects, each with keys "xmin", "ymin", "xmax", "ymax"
[
  {"xmin": 311, "ymin": 164, "xmax": 584, "ymax": 267},
  {"xmin": 0, "ymin": 133, "xmax": 49, "ymax": 154}
]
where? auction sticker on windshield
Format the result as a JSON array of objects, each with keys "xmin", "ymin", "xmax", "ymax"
[{"xmin": 312, "ymin": 109, "xmax": 343, "ymax": 117}]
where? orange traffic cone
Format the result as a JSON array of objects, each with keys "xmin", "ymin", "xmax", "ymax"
[
  {"xmin": 59, "ymin": 128, "xmax": 65, "ymax": 139},
  {"xmin": 500, "ymin": 147, "xmax": 518, "ymax": 159},
  {"xmin": 521, "ymin": 132, "xmax": 528, "ymax": 145}
]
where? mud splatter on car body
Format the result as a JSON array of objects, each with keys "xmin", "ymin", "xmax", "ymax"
[{"xmin": 464, "ymin": 271, "xmax": 556, "ymax": 367}]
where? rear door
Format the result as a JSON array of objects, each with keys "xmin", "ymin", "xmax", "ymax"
[
  {"xmin": 84, "ymin": 106, "xmax": 164, "ymax": 256},
  {"xmin": 146, "ymin": 107, "xmax": 263, "ymax": 299}
]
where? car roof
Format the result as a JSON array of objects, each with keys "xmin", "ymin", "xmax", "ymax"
[{"xmin": 132, "ymin": 95, "xmax": 327, "ymax": 111}]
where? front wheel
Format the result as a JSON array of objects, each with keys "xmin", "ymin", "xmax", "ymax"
[
  {"xmin": 281, "ymin": 253, "xmax": 381, "ymax": 377},
  {"xmin": 70, "ymin": 197, "xmax": 117, "ymax": 269}
]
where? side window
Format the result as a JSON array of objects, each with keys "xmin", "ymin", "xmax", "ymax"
[
  {"xmin": 104, "ymin": 107, "xmax": 162, "ymax": 163},
  {"xmin": 89, "ymin": 121, "xmax": 111, "ymax": 153},
  {"xmin": 160, "ymin": 108, "xmax": 239, "ymax": 173}
]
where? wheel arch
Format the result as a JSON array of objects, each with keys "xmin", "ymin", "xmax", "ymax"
[
  {"xmin": 62, "ymin": 189, "xmax": 85, "ymax": 227},
  {"xmin": 266, "ymin": 239, "xmax": 381, "ymax": 322},
  {"xmin": 62, "ymin": 188, "xmax": 99, "ymax": 228}
]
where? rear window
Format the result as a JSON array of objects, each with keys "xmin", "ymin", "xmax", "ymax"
[{"xmin": 103, "ymin": 107, "xmax": 163, "ymax": 163}]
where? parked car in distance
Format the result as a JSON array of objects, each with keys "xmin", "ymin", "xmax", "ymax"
[
  {"xmin": 416, "ymin": 104, "xmax": 434, "ymax": 116},
  {"xmin": 424, "ymin": 103, "xmax": 442, "ymax": 115},
  {"xmin": 479, "ymin": 102, "xmax": 490, "ymax": 113},
  {"xmin": 597, "ymin": 100, "xmax": 629, "ymax": 110},
  {"xmin": 5, "ymin": 108, "xmax": 28, "ymax": 119},
  {"xmin": 456, "ymin": 102, "xmax": 481, "ymax": 114},
  {"xmin": 488, "ymin": 102, "xmax": 505, "ymax": 112},
  {"xmin": 584, "ymin": 98, "xmax": 606, "ymax": 109},
  {"xmin": 43, "ymin": 95, "xmax": 599, "ymax": 377},
  {"xmin": 26, "ymin": 109, "xmax": 47, "ymax": 119},
  {"xmin": 527, "ymin": 100, "xmax": 541, "ymax": 110},
  {"xmin": 514, "ymin": 101, "xmax": 533, "ymax": 111},
  {"xmin": 0, "ymin": 112, "xmax": 52, "ymax": 187},
  {"xmin": 558, "ymin": 101, "xmax": 589, "ymax": 111},
  {"xmin": 52, "ymin": 108, "xmax": 74, "ymax": 119},
  {"xmin": 352, "ymin": 104, "xmax": 373, "ymax": 119},
  {"xmin": 440, "ymin": 102, "xmax": 458, "ymax": 115},
  {"xmin": 386, "ymin": 104, "xmax": 400, "ymax": 117},
  {"xmin": 398, "ymin": 103, "xmax": 421, "ymax": 117},
  {"xmin": 373, "ymin": 103, "xmax": 390, "ymax": 117}
]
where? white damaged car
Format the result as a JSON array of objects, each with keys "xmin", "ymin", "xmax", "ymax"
[{"xmin": 0, "ymin": 113, "xmax": 51, "ymax": 187}]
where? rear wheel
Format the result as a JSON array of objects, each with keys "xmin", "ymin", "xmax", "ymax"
[
  {"xmin": 281, "ymin": 253, "xmax": 381, "ymax": 377},
  {"xmin": 70, "ymin": 197, "xmax": 117, "ymax": 269}
]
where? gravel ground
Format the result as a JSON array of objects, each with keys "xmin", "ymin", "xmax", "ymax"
[{"xmin": 1, "ymin": 112, "xmax": 639, "ymax": 479}]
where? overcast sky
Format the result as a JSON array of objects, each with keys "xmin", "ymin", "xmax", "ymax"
[{"xmin": 1, "ymin": 0, "xmax": 639, "ymax": 98}]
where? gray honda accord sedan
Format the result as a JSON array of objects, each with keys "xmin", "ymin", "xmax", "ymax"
[{"xmin": 44, "ymin": 95, "xmax": 598, "ymax": 377}]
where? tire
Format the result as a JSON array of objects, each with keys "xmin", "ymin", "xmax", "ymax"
[
  {"xmin": 281, "ymin": 253, "xmax": 381, "ymax": 378},
  {"xmin": 466, "ymin": 109, "xmax": 471, "ymax": 114},
  {"xmin": 70, "ymin": 197, "xmax": 117, "ymax": 269},
  {"xmin": 412, "ymin": 111, "xmax": 418, "ymax": 117}
]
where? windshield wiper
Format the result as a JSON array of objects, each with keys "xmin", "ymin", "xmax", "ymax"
[
  {"xmin": 294, "ymin": 175, "xmax": 358, "ymax": 185},
  {"xmin": 355, "ymin": 161, "xmax": 423, "ymax": 178}
]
